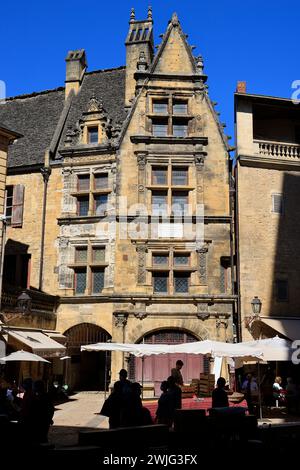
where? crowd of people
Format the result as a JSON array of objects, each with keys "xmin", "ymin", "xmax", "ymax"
[
  {"xmin": 0, "ymin": 377, "xmax": 54, "ymax": 444},
  {"xmin": 102, "ymin": 361, "xmax": 184, "ymax": 429}
]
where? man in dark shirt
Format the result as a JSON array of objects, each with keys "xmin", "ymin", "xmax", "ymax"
[
  {"xmin": 171, "ymin": 360, "xmax": 184, "ymax": 386},
  {"xmin": 212, "ymin": 377, "xmax": 229, "ymax": 408}
]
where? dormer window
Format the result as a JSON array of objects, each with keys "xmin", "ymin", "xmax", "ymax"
[{"xmin": 88, "ymin": 126, "xmax": 99, "ymax": 144}]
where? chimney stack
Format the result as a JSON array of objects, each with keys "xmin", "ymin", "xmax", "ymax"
[
  {"xmin": 65, "ymin": 49, "xmax": 87, "ymax": 100},
  {"xmin": 125, "ymin": 9, "xmax": 154, "ymax": 107},
  {"xmin": 236, "ymin": 81, "xmax": 247, "ymax": 93}
]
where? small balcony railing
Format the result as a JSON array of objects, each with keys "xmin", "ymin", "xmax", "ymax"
[{"xmin": 254, "ymin": 140, "xmax": 300, "ymax": 159}]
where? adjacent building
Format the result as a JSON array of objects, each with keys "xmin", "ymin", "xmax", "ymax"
[{"xmin": 235, "ymin": 85, "xmax": 300, "ymax": 342}]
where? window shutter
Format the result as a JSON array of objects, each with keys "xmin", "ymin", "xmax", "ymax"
[{"xmin": 11, "ymin": 184, "xmax": 25, "ymax": 227}]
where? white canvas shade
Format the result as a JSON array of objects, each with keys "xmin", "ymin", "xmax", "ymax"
[
  {"xmin": 0, "ymin": 350, "xmax": 50, "ymax": 363},
  {"xmin": 81, "ymin": 340, "xmax": 264, "ymax": 360}
]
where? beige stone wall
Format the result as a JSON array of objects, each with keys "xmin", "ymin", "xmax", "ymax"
[
  {"xmin": 0, "ymin": 135, "xmax": 10, "ymax": 263},
  {"xmin": 5, "ymin": 168, "xmax": 62, "ymax": 293},
  {"xmin": 56, "ymin": 302, "xmax": 113, "ymax": 336},
  {"xmin": 237, "ymin": 164, "xmax": 300, "ymax": 339}
]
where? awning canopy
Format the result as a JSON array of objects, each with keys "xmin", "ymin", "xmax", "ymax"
[
  {"xmin": 81, "ymin": 340, "xmax": 264, "ymax": 360},
  {"xmin": 43, "ymin": 332, "xmax": 67, "ymax": 345},
  {"xmin": 7, "ymin": 329, "xmax": 66, "ymax": 358},
  {"xmin": 255, "ymin": 318, "xmax": 300, "ymax": 341}
]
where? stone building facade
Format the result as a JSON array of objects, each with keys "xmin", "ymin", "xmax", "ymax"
[
  {"xmin": 235, "ymin": 89, "xmax": 300, "ymax": 341},
  {"xmin": 0, "ymin": 11, "xmax": 236, "ymax": 390}
]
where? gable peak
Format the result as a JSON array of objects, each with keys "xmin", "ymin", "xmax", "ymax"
[{"xmin": 171, "ymin": 12, "xmax": 179, "ymax": 27}]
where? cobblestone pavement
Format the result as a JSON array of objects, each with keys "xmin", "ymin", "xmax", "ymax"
[{"xmin": 48, "ymin": 392, "xmax": 109, "ymax": 447}]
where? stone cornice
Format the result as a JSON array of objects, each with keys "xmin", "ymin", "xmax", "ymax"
[
  {"xmin": 238, "ymin": 154, "xmax": 300, "ymax": 171},
  {"xmin": 57, "ymin": 214, "xmax": 232, "ymax": 225},
  {"xmin": 59, "ymin": 144, "xmax": 117, "ymax": 158},
  {"xmin": 59, "ymin": 294, "xmax": 237, "ymax": 304},
  {"xmin": 130, "ymin": 135, "xmax": 208, "ymax": 146},
  {"xmin": 134, "ymin": 71, "xmax": 208, "ymax": 83}
]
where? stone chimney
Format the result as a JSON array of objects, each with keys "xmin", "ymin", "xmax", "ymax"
[
  {"xmin": 236, "ymin": 81, "xmax": 247, "ymax": 93},
  {"xmin": 125, "ymin": 7, "xmax": 154, "ymax": 107},
  {"xmin": 65, "ymin": 49, "xmax": 87, "ymax": 100}
]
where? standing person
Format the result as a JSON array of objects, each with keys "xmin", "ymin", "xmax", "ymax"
[
  {"xmin": 31, "ymin": 380, "xmax": 54, "ymax": 443},
  {"xmin": 171, "ymin": 360, "xmax": 184, "ymax": 387},
  {"xmin": 156, "ymin": 381, "xmax": 171, "ymax": 426},
  {"xmin": 166, "ymin": 375, "xmax": 182, "ymax": 427},
  {"xmin": 114, "ymin": 369, "xmax": 133, "ymax": 427},
  {"xmin": 19, "ymin": 378, "xmax": 35, "ymax": 441},
  {"xmin": 242, "ymin": 373, "xmax": 258, "ymax": 415},
  {"xmin": 212, "ymin": 377, "xmax": 229, "ymax": 408}
]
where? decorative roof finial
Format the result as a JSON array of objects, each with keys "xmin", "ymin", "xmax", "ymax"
[
  {"xmin": 137, "ymin": 51, "xmax": 148, "ymax": 72},
  {"xmin": 171, "ymin": 12, "xmax": 179, "ymax": 26},
  {"xmin": 195, "ymin": 55, "xmax": 204, "ymax": 74},
  {"xmin": 148, "ymin": 5, "xmax": 153, "ymax": 20},
  {"xmin": 130, "ymin": 8, "xmax": 135, "ymax": 22}
]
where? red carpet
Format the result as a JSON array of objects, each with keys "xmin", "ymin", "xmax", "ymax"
[{"xmin": 144, "ymin": 397, "xmax": 248, "ymax": 420}]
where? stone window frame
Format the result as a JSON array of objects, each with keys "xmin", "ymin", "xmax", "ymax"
[
  {"xmin": 71, "ymin": 168, "xmax": 112, "ymax": 217},
  {"xmin": 83, "ymin": 121, "xmax": 102, "ymax": 145},
  {"xmin": 147, "ymin": 92, "xmax": 193, "ymax": 137},
  {"xmin": 68, "ymin": 240, "xmax": 109, "ymax": 296},
  {"xmin": 146, "ymin": 160, "xmax": 194, "ymax": 216},
  {"xmin": 148, "ymin": 248, "xmax": 196, "ymax": 295}
]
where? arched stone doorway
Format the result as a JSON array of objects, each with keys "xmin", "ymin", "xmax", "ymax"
[
  {"xmin": 129, "ymin": 329, "xmax": 208, "ymax": 395},
  {"xmin": 64, "ymin": 323, "xmax": 111, "ymax": 391}
]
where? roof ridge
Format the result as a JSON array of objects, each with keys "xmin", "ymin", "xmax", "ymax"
[
  {"xmin": 5, "ymin": 86, "xmax": 65, "ymax": 102},
  {"xmin": 85, "ymin": 65, "xmax": 125, "ymax": 75}
]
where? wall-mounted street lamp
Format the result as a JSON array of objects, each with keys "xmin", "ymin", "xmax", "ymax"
[
  {"xmin": 244, "ymin": 296, "xmax": 262, "ymax": 329},
  {"xmin": 251, "ymin": 296, "xmax": 262, "ymax": 316}
]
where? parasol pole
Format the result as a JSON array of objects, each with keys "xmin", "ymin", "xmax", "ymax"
[
  {"xmin": 258, "ymin": 360, "xmax": 263, "ymax": 420},
  {"xmin": 141, "ymin": 356, "xmax": 144, "ymax": 400}
]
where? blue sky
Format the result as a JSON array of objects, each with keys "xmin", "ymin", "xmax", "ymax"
[{"xmin": 1, "ymin": 0, "xmax": 300, "ymax": 140}]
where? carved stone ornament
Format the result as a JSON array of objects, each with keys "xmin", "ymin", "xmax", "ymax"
[
  {"xmin": 197, "ymin": 245, "xmax": 208, "ymax": 284},
  {"xmin": 88, "ymin": 95, "xmax": 104, "ymax": 113},
  {"xmin": 137, "ymin": 51, "xmax": 148, "ymax": 72},
  {"xmin": 197, "ymin": 304, "xmax": 209, "ymax": 320},
  {"xmin": 195, "ymin": 154, "xmax": 205, "ymax": 169},
  {"xmin": 137, "ymin": 154, "xmax": 147, "ymax": 168},
  {"xmin": 138, "ymin": 184, "xmax": 145, "ymax": 193},
  {"xmin": 195, "ymin": 55, "xmax": 204, "ymax": 74},
  {"xmin": 113, "ymin": 312, "xmax": 129, "ymax": 328},
  {"xmin": 134, "ymin": 311, "xmax": 148, "ymax": 320},
  {"xmin": 216, "ymin": 319, "xmax": 228, "ymax": 329},
  {"xmin": 136, "ymin": 245, "xmax": 147, "ymax": 284}
]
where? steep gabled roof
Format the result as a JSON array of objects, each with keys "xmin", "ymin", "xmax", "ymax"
[
  {"xmin": 0, "ymin": 88, "xmax": 65, "ymax": 168},
  {"xmin": 0, "ymin": 66, "xmax": 127, "ymax": 168},
  {"xmin": 150, "ymin": 12, "xmax": 197, "ymax": 75}
]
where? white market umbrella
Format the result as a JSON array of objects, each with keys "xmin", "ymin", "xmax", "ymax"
[
  {"xmin": 81, "ymin": 342, "xmax": 176, "ymax": 357},
  {"xmin": 0, "ymin": 350, "xmax": 50, "ymax": 363}
]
